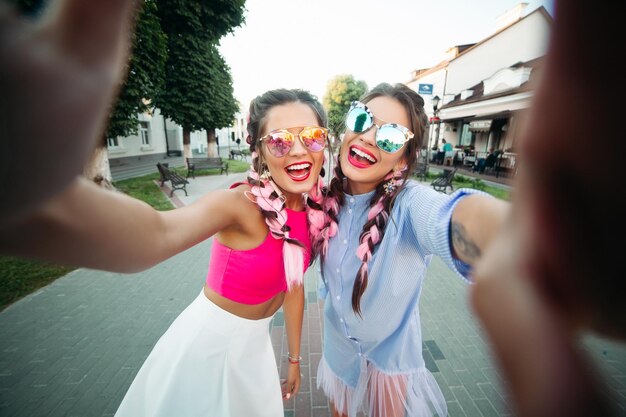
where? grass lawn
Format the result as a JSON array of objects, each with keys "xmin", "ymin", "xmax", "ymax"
[
  {"xmin": 113, "ymin": 172, "xmax": 175, "ymax": 211},
  {"xmin": 0, "ymin": 169, "xmax": 179, "ymax": 311},
  {"xmin": 189, "ymin": 158, "xmax": 250, "ymax": 177},
  {"xmin": 0, "ymin": 257, "xmax": 75, "ymax": 311},
  {"xmin": 452, "ymin": 175, "xmax": 510, "ymax": 200},
  {"xmin": 419, "ymin": 171, "xmax": 511, "ymax": 200}
]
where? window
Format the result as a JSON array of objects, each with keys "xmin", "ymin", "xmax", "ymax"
[
  {"xmin": 140, "ymin": 121, "xmax": 150, "ymax": 146},
  {"xmin": 460, "ymin": 123, "xmax": 474, "ymax": 147},
  {"xmin": 107, "ymin": 137, "xmax": 119, "ymax": 148}
]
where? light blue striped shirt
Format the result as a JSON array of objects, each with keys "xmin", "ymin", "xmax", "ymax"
[{"xmin": 319, "ymin": 180, "xmax": 483, "ymax": 387}]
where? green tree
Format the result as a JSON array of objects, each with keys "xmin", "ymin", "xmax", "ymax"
[
  {"xmin": 106, "ymin": 0, "xmax": 168, "ymax": 139},
  {"xmin": 157, "ymin": 37, "xmax": 239, "ymax": 157},
  {"xmin": 323, "ymin": 74, "xmax": 368, "ymax": 146},
  {"xmin": 76, "ymin": 0, "xmax": 167, "ymax": 189},
  {"xmin": 157, "ymin": 0, "xmax": 246, "ymax": 39},
  {"xmin": 157, "ymin": 0, "xmax": 245, "ymax": 158}
]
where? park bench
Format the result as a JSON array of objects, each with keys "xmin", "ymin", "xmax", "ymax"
[
  {"xmin": 186, "ymin": 157, "xmax": 228, "ymax": 178},
  {"xmin": 431, "ymin": 167, "xmax": 457, "ymax": 193},
  {"xmin": 156, "ymin": 162, "xmax": 189, "ymax": 197},
  {"xmin": 229, "ymin": 149, "xmax": 244, "ymax": 160},
  {"xmin": 413, "ymin": 163, "xmax": 429, "ymax": 181}
]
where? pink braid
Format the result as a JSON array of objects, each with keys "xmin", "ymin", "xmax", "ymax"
[
  {"xmin": 314, "ymin": 186, "xmax": 340, "ymax": 260},
  {"xmin": 248, "ymin": 159, "xmax": 306, "ymax": 291},
  {"xmin": 352, "ymin": 170, "xmax": 405, "ymax": 316},
  {"xmin": 306, "ymin": 175, "xmax": 328, "ymax": 262},
  {"xmin": 308, "ymin": 154, "xmax": 339, "ymax": 260},
  {"xmin": 355, "ymin": 171, "xmax": 394, "ymax": 264},
  {"xmin": 355, "ymin": 194, "xmax": 387, "ymax": 263}
]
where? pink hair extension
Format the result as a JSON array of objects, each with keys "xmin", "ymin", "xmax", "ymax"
[
  {"xmin": 282, "ymin": 237, "xmax": 304, "ymax": 290},
  {"xmin": 313, "ymin": 186, "xmax": 340, "ymax": 260},
  {"xmin": 306, "ymin": 175, "xmax": 327, "ymax": 261},
  {"xmin": 352, "ymin": 169, "xmax": 406, "ymax": 315},
  {"xmin": 355, "ymin": 170, "xmax": 394, "ymax": 262},
  {"xmin": 356, "ymin": 195, "xmax": 387, "ymax": 264},
  {"xmin": 247, "ymin": 162, "xmax": 306, "ymax": 291},
  {"xmin": 307, "ymin": 153, "xmax": 340, "ymax": 260}
]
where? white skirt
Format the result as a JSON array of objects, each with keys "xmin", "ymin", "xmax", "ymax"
[{"xmin": 115, "ymin": 290, "xmax": 283, "ymax": 417}]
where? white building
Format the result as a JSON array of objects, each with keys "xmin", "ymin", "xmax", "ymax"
[
  {"xmin": 108, "ymin": 108, "xmax": 247, "ymax": 180},
  {"xmin": 405, "ymin": 3, "xmax": 552, "ymax": 175}
]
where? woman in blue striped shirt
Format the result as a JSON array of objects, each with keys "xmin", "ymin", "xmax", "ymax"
[{"xmin": 311, "ymin": 83, "xmax": 509, "ymax": 417}]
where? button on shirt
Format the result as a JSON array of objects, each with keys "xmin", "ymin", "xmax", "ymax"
[{"xmin": 319, "ymin": 181, "xmax": 482, "ymax": 388}]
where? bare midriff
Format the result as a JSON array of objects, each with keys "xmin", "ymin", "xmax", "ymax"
[{"xmin": 203, "ymin": 284, "xmax": 285, "ymax": 320}]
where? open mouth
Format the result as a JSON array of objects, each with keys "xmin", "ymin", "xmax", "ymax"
[
  {"xmin": 285, "ymin": 162, "xmax": 312, "ymax": 182},
  {"xmin": 348, "ymin": 145, "xmax": 377, "ymax": 168}
]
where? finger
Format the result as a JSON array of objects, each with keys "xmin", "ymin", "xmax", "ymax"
[{"xmin": 43, "ymin": 0, "xmax": 142, "ymax": 70}]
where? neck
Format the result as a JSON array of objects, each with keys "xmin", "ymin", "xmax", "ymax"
[
  {"xmin": 345, "ymin": 179, "xmax": 378, "ymax": 195},
  {"xmin": 284, "ymin": 193, "xmax": 304, "ymax": 211},
  {"xmin": 264, "ymin": 178, "xmax": 304, "ymax": 211}
]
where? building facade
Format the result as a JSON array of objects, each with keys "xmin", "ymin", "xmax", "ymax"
[
  {"xmin": 108, "ymin": 108, "xmax": 247, "ymax": 180},
  {"xmin": 405, "ymin": 3, "xmax": 552, "ymax": 176}
]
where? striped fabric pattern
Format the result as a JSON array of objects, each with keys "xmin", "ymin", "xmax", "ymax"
[{"xmin": 318, "ymin": 180, "xmax": 487, "ymax": 416}]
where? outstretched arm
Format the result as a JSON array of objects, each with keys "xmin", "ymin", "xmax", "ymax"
[
  {"xmin": 0, "ymin": 177, "xmax": 245, "ymax": 273},
  {"xmin": 449, "ymin": 194, "xmax": 510, "ymax": 266}
]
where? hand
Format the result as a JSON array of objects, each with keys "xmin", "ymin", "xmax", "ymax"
[
  {"xmin": 281, "ymin": 363, "xmax": 301, "ymax": 400},
  {"xmin": 470, "ymin": 2, "xmax": 625, "ymax": 415},
  {"xmin": 471, "ymin": 212, "xmax": 615, "ymax": 417},
  {"xmin": 0, "ymin": 0, "xmax": 141, "ymax": 226}
]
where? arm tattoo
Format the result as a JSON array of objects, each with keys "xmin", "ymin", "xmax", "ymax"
[{"xmin": 451, "ymin": 222, "xmax": 481, "ymax": 262}]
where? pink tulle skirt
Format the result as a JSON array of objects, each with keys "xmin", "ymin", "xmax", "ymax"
[{"xmin": 317, "ymin": 356, "xmax": 447, "ymax": 417}]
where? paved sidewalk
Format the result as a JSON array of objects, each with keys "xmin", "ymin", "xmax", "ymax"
[{"xmin": 1, "ymin": 174, "xmax": 624, "ymax": 417}]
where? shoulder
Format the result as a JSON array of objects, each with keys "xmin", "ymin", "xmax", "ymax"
[
  {"xmin": 394, "ymin": 180, "xmax": 451, "ymax": 216},
  {"xmin": 398, "ymin": 180, "xmax": 434, "ymax": 201},
  {"xmin": 193, "ymin": 182, "xmax": 258, "ymax": 219},
  {"xmin": 224, "ymin": 183, "xmax": 257, "ymax": 212}
]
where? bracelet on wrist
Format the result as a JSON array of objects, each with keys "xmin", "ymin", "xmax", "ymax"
[{"xmin": 287, "ymin": 353, "xmax": 302, "ymax": 364}]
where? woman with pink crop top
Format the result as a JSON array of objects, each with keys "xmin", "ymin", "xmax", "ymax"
[{"xmin": 108, "ymin": 89, "xmax": 330, "ymax": 417}]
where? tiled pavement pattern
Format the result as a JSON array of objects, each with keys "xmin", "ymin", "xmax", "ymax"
[{"xmin": 1, "ymin": 173, "xmax": 624, "ymax": 417}]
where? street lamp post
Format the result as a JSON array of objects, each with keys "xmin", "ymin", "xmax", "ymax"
[{"xmin": 428, "ymin": 95, "xmax": 441, "ymax": 168}]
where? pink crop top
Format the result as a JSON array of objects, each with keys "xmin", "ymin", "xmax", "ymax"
[{"xmin": 206, "ymin": 185, "xmax": 311, "ymax": 304}]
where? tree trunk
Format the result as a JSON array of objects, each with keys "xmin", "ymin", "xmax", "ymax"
[
  {"xmin": 206, "ymin": 128, "xmax": 218, "ymax": 157},
  {"xmin": 183, "ymin": 128, "xmax": 192, "ymax": 164},
  {"xmin": 84, "ymin": 143, "xmax": 115, "ymax": 190}
]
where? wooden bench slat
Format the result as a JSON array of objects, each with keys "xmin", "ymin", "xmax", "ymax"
[
  {"xmin": 431, "ymin": 168, "xmax": 457, "ymax": 193},
  {"xmin": 229, "ymin": 149, "xmax": 245, "ymax": 160},
  {"xmin": 157, "ymin": 163, "xmax": 189, "ymax": 197},
  {"xmin": 186, "ymin": 157, "xmax": 228, "ymax": 178}
]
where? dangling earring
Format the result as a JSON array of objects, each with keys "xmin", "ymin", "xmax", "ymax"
[
  {"xmin": 260, "ymin": 168, "xmax": 270, "ymax": 180},
  {"xmin": 383, "ymin": 177, "xmax": 397, "ymax": 194},
  {"xmin": 384, "ymin": 167, "xmax": 405, "ymax": 195}
]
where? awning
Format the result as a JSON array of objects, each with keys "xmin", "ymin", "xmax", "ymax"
[
  {"xmin": 439, "ymin": 91, "xmax": 533, "ymax": 120},
  {"xmin": 469, "ymin": 120, "xmax": 492, "ymax": 132}
]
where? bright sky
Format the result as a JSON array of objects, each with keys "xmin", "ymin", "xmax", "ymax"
[{"xmin": 219, "ymin": 0, "xmax": 554, "ymax": 109}]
